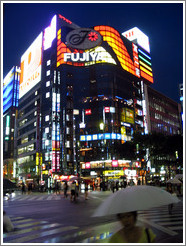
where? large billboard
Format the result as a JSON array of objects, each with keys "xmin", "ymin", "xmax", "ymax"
[
  {"xmin": 3, "ymin": 66, "xmax": 20, "ymax": 113},
  {"xmin": 57, "ymin": 24, "xmax": 153, "ymax": 84},
  {"xmin": 19, "ymin": 32, "xmax": 42, "ymax": 99},
  {"xmin": 122, "ymin": 27, "xmax": 150, "ymax": 53}
]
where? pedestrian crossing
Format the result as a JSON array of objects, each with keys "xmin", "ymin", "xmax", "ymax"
[
  {"xmin": 3, "ymin": 201, "xmax": 183, "ymax": 243},
  {"xmin": 138, "ymin": 202, "xmax": 183, "ymax": 237},
  {"xmin": 3, "ymin": 193, "xmax": 66, "ymax": 202}
]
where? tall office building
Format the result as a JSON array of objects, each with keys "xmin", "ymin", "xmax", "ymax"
[
  {"xmin": 13, "ymin": 14, "xmax": 154, "ymax": 185},
  {"xmin": 3, "ymin": 66, "xmax": 21, "ymax": 179},
  {"xmin": 143, "ymin": 86, "xmax": 182, "ymax": 135}
]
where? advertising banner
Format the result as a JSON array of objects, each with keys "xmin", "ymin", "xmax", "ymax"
[{"xmin": 19, "ymin": 32, "xmax": 42, "ymax": 99}]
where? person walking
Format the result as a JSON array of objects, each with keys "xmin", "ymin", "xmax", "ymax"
[
  {"xmin": 108, "ymin": 211, "xmax": 156, "ymax": 243},
  {"xmin": 111, "ymin": 181, "xmax": 115, "ymax": 193},
  {"xmin": 70, "ymin": 181, "xmax": 76, "ymax": 202},
  {"xmin": 63, "ymin": 181, "xmax": 68, "ymax": 198},
  {"xmin": 21, "ymin": 182, "xmax": 26, "ymax": 195},
  {"xmin": 3, "ymin": 211, "xmax": 14, "ymax": 233},
  {"xmin": 55, "ymin": 181, "xmax": 60, "ymax": 194},
  {"xmin": 85, "ymin": 182, "xmax": 88, "ymax": 200}
]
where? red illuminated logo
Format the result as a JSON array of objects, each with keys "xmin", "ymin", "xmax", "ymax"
[
  {"xmin": 88, "ymin": 32, "xmax": 98, "ymax": 42},
  {"xmin": 85, "ymin": 109, "xmax": 92, "ymax": 115},
  {"xmin": 104, "ymin": 107, "xmax": 110, "ymax": 113},
  {"xmin": 66, "ymin": 28, "xmax": 102, "ymax": 50}
]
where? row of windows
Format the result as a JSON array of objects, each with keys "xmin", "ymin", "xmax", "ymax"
[
  {"xmin": 18, "ymin": 122, "xmax": 37, "ymax": 136},
  {"xmin": 17, "ymin": 155, "xmax": 34, "ymax": 165},
  {"xmin": 18, "ymin": 143, "xmax": 35, "ymax": 155}
]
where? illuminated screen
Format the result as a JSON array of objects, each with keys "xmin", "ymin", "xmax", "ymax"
[
  {"xmin": 57, "ymin": 25, "xmax": 153, "ymax": 83},
  {"xmin": 122, "ymin": 27, "xmax": 150, "ymax": 53},
  {"xmin": 19, "ymin": 32, "xmax": 42, "ymax": 99},
  {"xmin": 80, "ymin": 133, "xmax": 122, "ymax": 141},
  {"xmin": 43, "ymin": 15, "xmax": 56, "ymax": 50},
  {"xmin": 121, "ymin": 108, "xmax": 135, "ymax": 124},
  {"xmin": 3, "ymin": 67, "xmax": 20, "ymax": 113}
]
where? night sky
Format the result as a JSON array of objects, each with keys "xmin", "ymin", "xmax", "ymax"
[{"xmin": 3, "ymin": 2, "xmax": 183, "ymax": 103}]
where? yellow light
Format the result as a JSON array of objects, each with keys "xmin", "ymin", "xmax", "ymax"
[
  {"xmin": 139, "ymin": 61, "xmax": 152, "ymax": 71},
  {"xmin": 140, "ymin": 66, "xmax": 153, "ymax": 77},
  {"xmin": 100, "ymin": 123, "xmax": 104, "ymax": 130}
]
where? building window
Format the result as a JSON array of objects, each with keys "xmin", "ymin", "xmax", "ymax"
[
  {"xmin": 46, "ymin": 92, "xmax": 50, "ymax": 98},
  {"xmin": 47, "ymin": 60, "xmax": 51, "ymax": 66},
  {"xmin": 46, "ymin": 81, "xmax": 50, "ymax": 87},
  {"xmin": 46, "ymin": 70, "xmax": 50, "ymax": 76},
  {"xmin": 35, "ymin": 101, "xmax": 37, "ymax": 106},
  {"xmin": 45, "ymin": 115, "xmax": 49, "ymax": 121},
  {"xmin": 45, "ymin": 127, "xmax": 49, "ymax": 133},
  {"xmin": 35, "ymin": 91, "xmax": 38, "ymax": 96}
]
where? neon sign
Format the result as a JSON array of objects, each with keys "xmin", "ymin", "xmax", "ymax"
[
  {"xmin": 43, "ymin": 15, "xmax": 56, "ymax": 50},
  {"xmin": 57, "ymin": 24, "xmax": 153, "ymax": 83},
  {"xmin": 20, "ymin": 32, "xmax": 42, "ymax": 99},
  {"xmin": 122, "ymin": 27, "xmax": 150, "ymax": 53},
  {"xmin": 64, "ymin": 52, "xmax": 103, "ymax": 62},
  {"xmin": 66, "ymin": 28, "xmax": 102, "ymax": 50}
]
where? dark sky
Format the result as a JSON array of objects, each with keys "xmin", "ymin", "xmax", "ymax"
[{"xmin": 3, "ymin": 2, "xmax": 183, "ymax": 103}]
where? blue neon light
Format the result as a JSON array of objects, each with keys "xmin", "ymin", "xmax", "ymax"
[
  {"xmin": 80, "ymin": 133, "xmax": 122, "ymax": 141},
  {"xmin": 3, "ymin": 76, "xmax": 14, "ymax": 113},
  {"xmin": 138, "ymin": 49, "xmax": 151, "ymax": 60},
  {"xmin": 115, "ymin": 96, "xmax": 123, "ymax": 100}
]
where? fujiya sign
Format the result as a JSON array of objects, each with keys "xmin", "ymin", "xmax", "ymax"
[
  {"xmin": 64, "ymin": 52, "xmax": 104, "ymax": 62},
  {"xmin": 66, "ymin": 28, "xmax": 102, "ymax": 50}
]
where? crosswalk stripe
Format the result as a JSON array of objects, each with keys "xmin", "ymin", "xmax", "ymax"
[
  {"xmin": 151, "ymin": 217, "xmax": 183, "ymax": 222},
  {"xmin": 36, "ymin": 196, "xmax": 45, "ymax": 200},
  {"xmin": 15, "ymin": 221, "xmax": 48, "ymax": 228},
  {"xmin": 138, "ymin": 217, "xmax": 178, "ymax": 236},
  {"xmin": 5, "ymin": 225, "xmax": 79, "ymax": 243},
  {"xmin": 46, "ymin": 196, "xmax": 53, "ymax": 200},
  {"xmin": 167, "ymin": 226, "xmax": 183, "ymax": 230},
  {"xmin": 139, "ymin": 213, "xmax": 183, "ymax": 219},
  {"xmin": 158, "ymin": 221, "xmax": 183, "ymax": 226},
  {"xmin": 13, "ymin": 219, "xmax": 35, "ymax": 224}
]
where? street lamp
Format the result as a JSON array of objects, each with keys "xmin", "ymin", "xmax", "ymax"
[{"xmin": 99, "ymin": 122, "xmax": 104, "ymax": 130}]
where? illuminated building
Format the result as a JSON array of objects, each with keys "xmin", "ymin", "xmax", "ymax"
[
  {"xmin": 179, "ymin": 83, "xmax": 183, "ymax": 130},
  {"xmin": 14, "ymin": 14, "xmax": 154, "ymax": 185},
  {"xmin": 3, "ymin": 66, "xmax": 21, "ymax": 179},
  {"xmin": 143, "ymin": 86, "xmax": 182, "ymax": 135}
]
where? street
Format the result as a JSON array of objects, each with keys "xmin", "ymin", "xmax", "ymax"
[{"xmin": 3, "ymin": 189, "xmax": 183, "ymax": 243}]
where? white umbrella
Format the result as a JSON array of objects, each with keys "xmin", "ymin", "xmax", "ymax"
[
  {"xmin": 92, "ymin": 185, "xmax": 179, "ymax": 217},
  {"xmin": 175, "ymin": 174, "xmax": 183, "ymax": 179},
  {"xmin": 69, "ymin": 176, "xmax": 83, "ymax": 182},
  {"xmin": 166, "ymin": 178, "xmax": 182, "ymax": 184}
]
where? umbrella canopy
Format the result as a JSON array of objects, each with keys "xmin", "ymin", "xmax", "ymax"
[
  {"xmin": 166, "ymin": 178, "xmax": 182, "ymax": 184},
  {"xmin": 92, "ymin": 185, "xmax": 179, "ymax": 217},
  {"xmin": 69, "ymin": 176, "xmax": 84, "ymax": 182},
  {"xmin": 175, "ymin": 174, "xmax": 183, "ymax": 179},
  {"xmin": 3, "ymin": 178, "xmax": 17, "ymax": 190}
]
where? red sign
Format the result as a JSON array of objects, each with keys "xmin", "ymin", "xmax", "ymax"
[
  {"xmin": 85, "ymin": 162, "xmax": 91, "ymax": 169},
  {"xmin": 85, "ymin": 109, "xmax": 92, "ymax": 115},
  {"xmin": 112, "ymin": 160, "xmax": 118, "ymax": 167},
  {"xmin": 104, "ymin": 107, "xmax": 110, "ymax": 113}
]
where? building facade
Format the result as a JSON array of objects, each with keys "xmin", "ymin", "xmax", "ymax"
[
  {"xmin": 143, "ymin": 85, "xmax": 182, "ymax": 135},
  {"xmin": 5, "ymin": 14, "xmax": 156, "ymax": 186},
  {"xmin": 3, "ymin": 66, "xmax": 20, "ymax": 179}
]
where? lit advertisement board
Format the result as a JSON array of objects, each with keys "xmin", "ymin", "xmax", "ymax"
[
  {"xmin": 57, "ymin": 24, "xmax": 153, "ymax": 83},
  {"xmin": 121, "ymin": 108, "xmax": 135, "ymax": 124},
  {"xmin": 80, "ymin": 133, "xmax": 122, "ymax": 141},
  {"xmin": 122, "ymin": 27, "xmax": 150, "ymax": 53},
  {"xmin": 19, "ymin": 32, "xmax": 42, "ymax": 99},
  {"xmin": 3, "ymin": 67, "xmax": 14, "ymax": 113},
  {"xmin": 43, "ymin": 15, "xmax": 56, "ymax": 50},
  {"xmin": 3, "ymin": 66, "xmax": 20, "ymax": 113}
]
